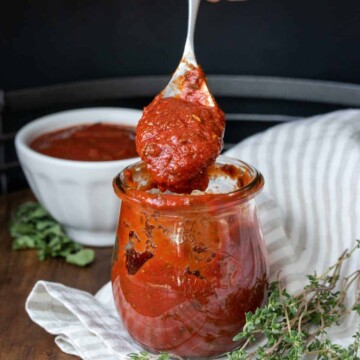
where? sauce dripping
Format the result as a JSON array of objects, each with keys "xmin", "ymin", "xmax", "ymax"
[{"xmin": 136, "ymin": 66, "xmax": 225, "ymax": 193}]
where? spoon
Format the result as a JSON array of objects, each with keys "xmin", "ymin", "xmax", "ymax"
[{"xmin": 162, "ymin": 0, "xmax": 215, "ymax": 107}]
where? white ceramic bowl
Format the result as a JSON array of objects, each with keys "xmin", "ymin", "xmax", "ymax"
[{"xmin": 15, "ymin": 107, "xmax": 142, "ymax": 247}]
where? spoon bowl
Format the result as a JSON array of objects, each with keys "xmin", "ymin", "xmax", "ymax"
[{"xmin": 162, "ymin": 0, "xmax": 215, "ymax": 107}]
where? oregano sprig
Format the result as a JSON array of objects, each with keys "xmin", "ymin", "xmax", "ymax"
[{"xmin": 10, "ymin": 202, "xmax": 95, "ymax": 266}]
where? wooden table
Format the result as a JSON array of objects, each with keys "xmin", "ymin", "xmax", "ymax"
[{"xmin": 0, "ymin": 190, "xmax": 113, "ymax": 359}]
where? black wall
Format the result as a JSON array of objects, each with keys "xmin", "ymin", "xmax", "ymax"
[
  {"xmin": 2, "ymin": 0, "xmax": 360, "ymax": 193},
  {"xmin": 1, "ymin": 0, "xmax": 360, "ymax": 90}
]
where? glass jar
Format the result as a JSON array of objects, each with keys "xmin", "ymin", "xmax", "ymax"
[{"xmin": 111, "ymin": 156, "xmax": 269, "ymax": 358}]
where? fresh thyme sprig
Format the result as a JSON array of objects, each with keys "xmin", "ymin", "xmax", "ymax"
[
  {"xmin": 128, "ymin": 241, "xmax": 360, "ymax": 360},
  {"xmin": 230, "ymin": 240, "xmax": 360, "ymax": 359},
  {"xmin": 128, "ymin": 352, "xmax": 173, "ymax": 360}
]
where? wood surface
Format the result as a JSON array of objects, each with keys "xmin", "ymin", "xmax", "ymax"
[{"xmin": 0, "ymin": 190, "xmax": 113, "ymax": 360}]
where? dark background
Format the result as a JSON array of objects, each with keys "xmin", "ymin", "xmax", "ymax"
[
  {"xmin": 1, "ymin": 0, "xmax": 360, "ymax": 193},
  {"xmin": 2, "ymin": 0, "xmax": 360, "ymax": 90}
]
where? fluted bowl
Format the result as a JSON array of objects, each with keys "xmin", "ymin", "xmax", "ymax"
[{"xmin": 15, "ymin": 107, "xmax": 141, "ymax": 247}]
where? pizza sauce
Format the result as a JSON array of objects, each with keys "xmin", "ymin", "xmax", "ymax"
[
  {"xmin": 112, "ymin": 65, "xmax": 268, "ymax": 357},
  {"xmin": 136, "ymin": 66, "xmax": 225, "ymax": 193},
  {"xmin": 30, "ymin": 123, "xmax": 137, "ymax": 161},
  {"xmin": 112, "ymin": 158, "xmax": 269, "ymax": 357}
]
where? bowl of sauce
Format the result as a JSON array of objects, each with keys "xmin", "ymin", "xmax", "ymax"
[{"xmin": 15, "ymin": 107, "xmax": 142, "ymax": 247}]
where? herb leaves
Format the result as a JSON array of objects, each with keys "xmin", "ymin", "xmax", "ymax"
[
  {"xmin": 10, "ymin": 202, "xmax": 95, "ymax": 266},
  {"xmin": 230, "ymin": 241, "xmax": 360, "ymax": 359}
]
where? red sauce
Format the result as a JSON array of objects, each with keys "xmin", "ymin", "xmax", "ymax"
[
  {"xmin": 112, "ymin": 64, "xmax": 268, "ymax": 357},
  {"xmin": 30, "ymin": 123, "xmax": 137, "ymax": 161},
  {"xmin": 172, "ymin": 64, "xmax": 213, "ymax": 106},
  {"xmin": 136, "ymin": 66, "xmax": 225, "ymax": 193},
  {"xmin": 111, "ymin": 160, "xmax": 268, "ymax": 358}
]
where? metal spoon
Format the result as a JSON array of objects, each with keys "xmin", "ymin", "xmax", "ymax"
[{"xmin": 162, "ymin": 0, "xmax": 215, "ymax": 107}]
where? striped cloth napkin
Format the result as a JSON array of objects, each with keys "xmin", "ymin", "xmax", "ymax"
[{"xmin": 26, "ymin": 109, "xmax": 360, "ymax": 360}]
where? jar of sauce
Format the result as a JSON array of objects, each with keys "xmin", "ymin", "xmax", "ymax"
[{"xmin": 111, "ymin": 156, "xmax": 269, "ymax": 358}]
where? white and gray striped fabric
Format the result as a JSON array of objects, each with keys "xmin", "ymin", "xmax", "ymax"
[
  {"xmin": 225, "ymin": 109, "xmax": 360, "ymax": 346},
  {"xmin": 26, "ymin": 109, "xmax": 360, "ymax": 359}
]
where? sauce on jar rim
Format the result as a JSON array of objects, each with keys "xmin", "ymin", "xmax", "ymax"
[{"xmin": 30, "ymin": 123, "xmax": 137, "ymax": 161}]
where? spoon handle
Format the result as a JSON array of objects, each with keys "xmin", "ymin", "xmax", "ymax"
[{"xmin": 183, "ymin": 0, "xmax": 201, "ymax": 62}]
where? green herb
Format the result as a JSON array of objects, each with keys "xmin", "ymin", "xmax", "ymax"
[
  {"xmin": 128, "ymin": 352, "xmax": 172, "ymax": 360},
  {"xmin": 128, "ymin": 241, "xmax": 360, "ymax": 360},
  {"xmin": 10, "ymin": 202, "xmax": 95, "ymax": 266},
  {"xmin": 231, "ymin": 243, "xmax": 360, "ymax": 359}
]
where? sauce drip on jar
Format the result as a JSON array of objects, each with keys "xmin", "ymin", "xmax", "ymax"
[
  {"xmin": 136, "ymin": 66, "xmax": 225, "ymax": 193},
  {"xmin": 30, "ymin": 123, "xmax": 137, "ymax": 161}
]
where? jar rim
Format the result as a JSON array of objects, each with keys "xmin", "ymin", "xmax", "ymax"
[{"xmin": 113, "ymin": 155, "xmax": 264, "ymax": 211}]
